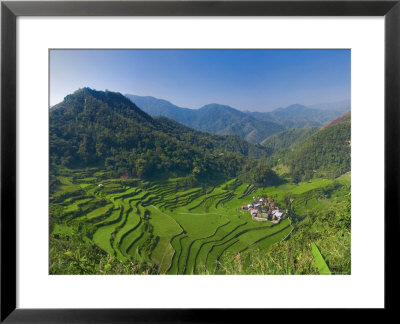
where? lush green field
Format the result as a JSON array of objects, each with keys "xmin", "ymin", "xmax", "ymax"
[{"xmin": 50, "ymin": 168, "xmax": 350, "ymax": 274}]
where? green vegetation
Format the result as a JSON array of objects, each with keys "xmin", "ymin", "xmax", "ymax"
[
  {"xmin": 312, "ymin": 242, "xmax": 332, "ymax": 275},
  {"xmin": 261, "ymin": 127, "xmax": 319, "ymax": 154},
  {"xmin": 49, "ymin": 89, "xmax": 351, "ymax": 275},
  {"xmin": 50, "ymin": 167, "xmax": 350, "ymax": 275},
  {"xmin": 50, "ymin": 88, "xmax": 269, "ymax": 180},
  {"xmin": 50, "ymin": 168, "xmax": 299, "ymax": 274},
  {"xmin": 217, "ymin": 185, "xmax": 351, "ymax": 275},
  {"xmin": 266, "ymin": 114, "xmax": 351, "ymax": 182}
]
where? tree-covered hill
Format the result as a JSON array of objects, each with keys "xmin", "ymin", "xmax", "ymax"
[
  {"xmin": 260, "ymin": 127, "xmax": 319, "ymax": 154},
  {"xmin": 281, "ymin": 113, "xmax": 351, "ymax": 181},
  {"xmin": 320, "ymin": 111, "xmax": 351, "ymax": 130},
  {"xmin": 50, "ymin": 88, "xmax": 269, "ymax": 180}
]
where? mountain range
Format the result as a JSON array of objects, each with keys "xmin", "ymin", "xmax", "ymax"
[
  {"xmin": 125, "ymin": 94, "xmax": 350, "ymax": 143},
  {"xmin": 50, "ymin": 88, "xmax": 268, "ymax": 180},
  {"xmin": 125, "ymin": 95, "xmax": 284, "ymax": 143},
  {"xmin": 50, "ymin": 88, "xmax": 351, "ymax": 184},
  {"xmin": 245, "ymin": 103, "xmax": 349, "ymax": 129}
]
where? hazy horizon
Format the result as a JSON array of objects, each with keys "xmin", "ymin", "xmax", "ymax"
[
  {"xmin": 124, "ymin": 93, "xmax": 350, "ymax": 112},
  {"xmin": 50, "ymin": 49, "xmax": 351, "ymax": 111}
]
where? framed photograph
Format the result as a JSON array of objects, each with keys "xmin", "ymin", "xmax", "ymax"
[{"xmin": 1, "ymin": 0, "xmax": 399, "ymax": 321}]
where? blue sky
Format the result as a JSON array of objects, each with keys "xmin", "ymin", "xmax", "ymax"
[{"xmin": 50, "ymin": 49, "xmax": 350, "ymax": 112}]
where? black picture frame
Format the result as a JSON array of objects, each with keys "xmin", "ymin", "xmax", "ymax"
[{"xmin": 1, "ymin": 0, "xmax": 399, "ymax": 321}]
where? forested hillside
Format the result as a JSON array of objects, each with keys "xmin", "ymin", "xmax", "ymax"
[
  {"xmin": 261, "ymin": 127, "xmax": 319, "ymax": 154},
  {"xmin": 281, "ymin": 113, "xmax": 351, "ymax": 182},
  {"xmin": 48, "ymin": 47, "xmax": 352, "ymax": 277},
  {"xmin": 50, "ymin": 89, "xmax": 351, "ymax": 276},
  {"xmin": 50, "ymin": 88, "xmax": 270, "ymax": 181}
]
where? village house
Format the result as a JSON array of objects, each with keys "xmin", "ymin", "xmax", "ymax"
[
  {"xmin": 271, "ymin": 209, "xmax": 283, "ymax": 220},
  {"xmin": 245, "ymin": 194, "xmax": 285, "ymax": 223}
]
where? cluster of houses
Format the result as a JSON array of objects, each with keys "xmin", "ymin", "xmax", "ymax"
[{"xmin": 242, "ymin": 196, "xmax": 285, "ymax": 223}]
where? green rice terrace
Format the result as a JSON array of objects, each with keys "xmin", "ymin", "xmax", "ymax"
[{"xmin": 50, "ymin": 167, "xmax": 350, "ymax": 275}]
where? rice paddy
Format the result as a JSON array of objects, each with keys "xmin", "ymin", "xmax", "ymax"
[{"xmin": 50, "ymin": 168, "xmax": 347, "ymax": 274}]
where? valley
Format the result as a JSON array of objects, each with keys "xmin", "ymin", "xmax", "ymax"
[
  {"xmin": 51, "ymin": 168, "xmax": 293, "ymax": 274},
  {"xmin": 50, "ymin": 166, "xmax": 350, "ymax": 275},
  {"xmin": 49, "ymin": 88, "xmax": 351, "ymax": 275}
]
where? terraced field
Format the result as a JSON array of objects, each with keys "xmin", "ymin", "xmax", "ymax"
[{"xmin": 50, "ymin": 168, "xmax": 299, "ymax": 274}]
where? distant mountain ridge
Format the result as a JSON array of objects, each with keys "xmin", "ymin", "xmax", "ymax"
[
  {"xmin": 123, "ymin": 95, "xmax": 196, "ymax": 125},
  {"xmin": 126, "ymin": 94, "xmax": 350, "ymax": 142},
  {"xmin": 246, "ymin": 103, "xmax": 349, "ymax": 129},
  {"xmin": 309, "ymin": 99, "xmax": 350, "ymax": 112},
  {"xmin": 126, "ymin": 94, "xmax": 284, "ymax": 143}
]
